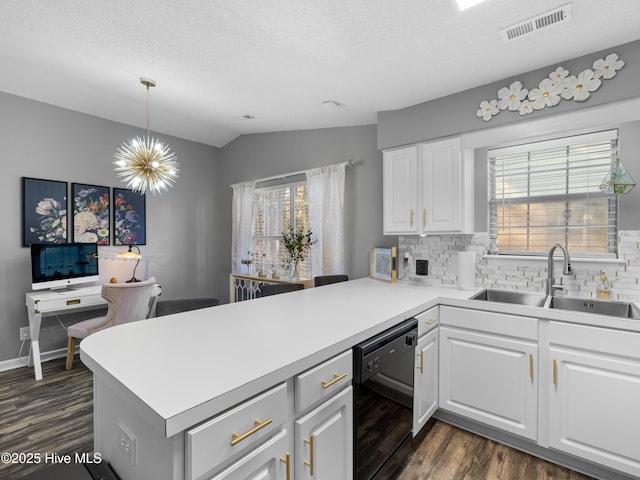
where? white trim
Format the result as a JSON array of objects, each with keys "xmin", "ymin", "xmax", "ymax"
[
  {"xmin": 0, "ymin": 346, "xmax": 73, "ymax": 373},
  {"xmin": 483, "ymin": 254, "xmax": 625, "ymax": 265}
]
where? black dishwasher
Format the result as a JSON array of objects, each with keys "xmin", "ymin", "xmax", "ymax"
[{"xmin": 353, "ymin": 318, "xmax": 418, "ymax": 480}]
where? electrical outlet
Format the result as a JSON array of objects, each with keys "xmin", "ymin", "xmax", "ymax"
[
  {"xmin": 19, "ymin": 327, "xmax": 30, "ymax": 341},
  {"xmin": 118, "ymin": 422, "xmax": 137, "ymax": 465}
]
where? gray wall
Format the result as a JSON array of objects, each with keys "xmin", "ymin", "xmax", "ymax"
[
  {"xmin": 216, "ymin": 125, "xmax": 387, "ymax": 302},
  {"xmin": 0, "ymin": 92, "xmax": 220, "ymax": 363},
  {"xmin": 378, "ymin": 39, "xmax": 640, "ymax": 150}
]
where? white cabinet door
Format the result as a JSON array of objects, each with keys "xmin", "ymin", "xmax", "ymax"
[
  {"xmin": 413, "ymin": 328, "xmax": 438, "ymax": 436},
  {"xmin": 439, "ymin": 325, "xmax": 538, "ymax": 440},
  {"xmin": 295, "ymin": 386, "xmax": 353, "ymax": 480},
  {"xmin": 209, "ymin": 429, "xmax": 290, "ymax": 480},
  {"xmin": 547, "ymin": 322, "xmax": 640, "ymax": 478},
  {"xmin": 420, "ymin": 138, "xmax": 461, "ymax": 233},
  {"xmin": 383, "ymin": 146, "xmax": 418, "ymax": 234}
]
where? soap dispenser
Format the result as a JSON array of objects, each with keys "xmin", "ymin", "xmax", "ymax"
[{"xmin": 596, "ymin": 271, "xmax": 610, "ymax": 301}]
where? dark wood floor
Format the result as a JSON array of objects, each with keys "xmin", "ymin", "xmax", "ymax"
[{"xmin": 0, "ymin": 357, "xmax": 595, "ymax": 480}]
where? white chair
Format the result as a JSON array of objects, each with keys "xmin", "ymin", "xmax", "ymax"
[{"xmin": 65, "ymin": 277, "xmax": 156, "ymax": 370}]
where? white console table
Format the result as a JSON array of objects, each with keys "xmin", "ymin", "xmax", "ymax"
[{"xmin": 25, "ymin": 284, "xmax": 161, "ymax": 381}]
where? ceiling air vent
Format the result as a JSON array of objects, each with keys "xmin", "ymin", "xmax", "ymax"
[{"xmin": 499, "ymin": 3, "xmax": 572, "ymax": 42}]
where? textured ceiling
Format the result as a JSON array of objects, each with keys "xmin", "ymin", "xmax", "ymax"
[{"xmin": 2, "ymin": 0, "xmax": 640, "ymax": 147}]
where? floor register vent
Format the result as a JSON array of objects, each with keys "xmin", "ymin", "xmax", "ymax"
[{"xmin": 499, "ymin": 3, "xmax": 572, "ymax": 42}]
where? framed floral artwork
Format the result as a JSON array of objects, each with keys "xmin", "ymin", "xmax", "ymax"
[
  {"xmin": 22, "ymin": 177, "xmax": 68, "ymax": 246},
  {"xmin": 113, "ymin": 188, "xmax": 146, "ymax": 245},
  {"xmin": 72, "ymin": 183, "xmax": 110, "ymax": 244},
  {"xmin": 370, "ymin": 246, "xmax": 397, "ymax": 283}
]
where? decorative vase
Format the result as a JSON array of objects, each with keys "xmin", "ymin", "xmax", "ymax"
[{"xmin": 292, "ymin": 259, "xmax": 300, "ymax": 280}]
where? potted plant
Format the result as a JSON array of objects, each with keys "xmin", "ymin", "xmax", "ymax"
[{"xmin": 281, "ymin": 225, "xmax": 316, "ymax": 279}]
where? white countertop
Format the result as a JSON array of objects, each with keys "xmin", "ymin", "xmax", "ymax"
[
  {"xmin": 80, "ymin": 277, "xmax": 640, "ymax": 438},
  {"xmin": 81, "ymin": 278, "xmax": 474, "ymax": 436}
]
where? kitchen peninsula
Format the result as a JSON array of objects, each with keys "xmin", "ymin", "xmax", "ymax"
[{"xmin": 81, "ymin": 278, "xmax": 640, "ymax": 480}]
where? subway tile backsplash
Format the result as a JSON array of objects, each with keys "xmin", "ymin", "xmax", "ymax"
[{"xmin": 398, "ymin": 231, "xmax": 640, "ymax": 303}]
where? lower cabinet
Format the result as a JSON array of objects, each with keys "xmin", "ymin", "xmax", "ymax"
[
  {"xmin": 413, "ymin": 321, "xmax": 438, "ymax": 436},
  {"xmin": 295, "ymin": 386, "xmax": 353, "ymax": 480},
  {"xmin": 209, "ymin": 429, "xmax": 290, "ymax": 480},
  {"xmin": 439, "ymin": 307, "xmax": 538, "ymax": 441},
  {"xmin": 547, "ymin": 321, "xmax": 640, "ymax": 478}
]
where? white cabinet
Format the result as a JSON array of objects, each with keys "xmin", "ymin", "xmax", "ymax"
[
  {"xmin": 413, "ymin": 328, "xmax": 438, "ymax": 436},
  {"xmin": 209, "ymin": 429, "xmax": 290, "ymax": 480},
  {"xmin": 295, "ymin": 386, "xmax": 353, "ymax": 480},
  {"xmin": 439, "ymin": 306, "xmax": 538, "ymax": 440},
  {"xmin": 383, "ymin": 137, "xmax": 471, "ymax": 235},
  {"xmin": 383, "ymin": 145, "xmax": 418, "ymax": 234},
  {"xmin": 547, "ymin": 321, "xmax": 640, "ymax": 478},
  {"xmin": 420, "ymin": 139, "xmax": 461, "ymax": 233}
]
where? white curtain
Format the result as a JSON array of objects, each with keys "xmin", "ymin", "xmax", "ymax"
[
  {"xmin": 306, "ymin": 163, "xmax": 346, "ymax": 277},
  {"xmin": 230, "ymin": 181, "xmax": 255, "ymax": 273}
]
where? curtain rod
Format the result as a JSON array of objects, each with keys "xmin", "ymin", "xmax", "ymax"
[{"xmin": 252, "ymin": 159, "xmax": 358, "ymax": 185}]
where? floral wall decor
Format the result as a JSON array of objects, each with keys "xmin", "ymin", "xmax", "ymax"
[
  {"xmin": 22, "ymin": 177, "xmax": 68, "ymax": 246},
  {"xmin": 72, "ymin": 183, "xmax": 110, "ymax": 244},
  {"xmin": 476, "ymin": 53, "xmax": 625, "ymax": 121}
]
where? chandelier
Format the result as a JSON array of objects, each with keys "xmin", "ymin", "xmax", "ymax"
[{"xmin": 114, "ymin": 78, "xmax": 179, "ymax": 195}]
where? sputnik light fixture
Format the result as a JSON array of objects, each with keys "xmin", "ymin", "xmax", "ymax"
[{"xmin": 114, "ymin": 78, "xmax": 179, "ymax": 195}]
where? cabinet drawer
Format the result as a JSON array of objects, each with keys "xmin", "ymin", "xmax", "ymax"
[
  {"xmin": 416, "ymin": 306, "xmax": 439, "ymax": 337},
  {"xmin": 185, "ymin": 383, "xmax": 287, "ymax": 480},
  {"xmin": 295, "ymin": 350, "xmax": 352, "ymax": 413}
]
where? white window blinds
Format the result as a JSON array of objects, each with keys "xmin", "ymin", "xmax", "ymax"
[
  {"xmin": 252, "ymin": 181, "xmax": 311, "ymax": 278},
  {"xmin": 489, "ymin": 130, "xmax": 618, "ymax": 256}
]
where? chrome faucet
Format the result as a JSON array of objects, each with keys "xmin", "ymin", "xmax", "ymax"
[{"xmin": 547, "ymin": 243, "xmax": 572, "ymax": 296}]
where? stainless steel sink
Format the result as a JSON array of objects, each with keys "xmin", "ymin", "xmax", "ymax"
[
  {"xmin": 471, "ymin": 289, "xmax": 548, "ymax": 307},
  {"xmin": 548, "ymin": 296, "xmax": 640, "ymax": 319}
]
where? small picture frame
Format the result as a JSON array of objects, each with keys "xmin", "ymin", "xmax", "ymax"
[{"xmin": 370, "ymin": 246, "xmax": 397, "ymax": 283}]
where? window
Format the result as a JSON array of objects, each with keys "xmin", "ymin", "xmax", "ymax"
[
  {"xmin": 252, "ymin": 181, "xmax": 311, "ymax": 278},
  {"xmin": 489, "ymin": 130, "xmax": 618, "ymax": 257}
]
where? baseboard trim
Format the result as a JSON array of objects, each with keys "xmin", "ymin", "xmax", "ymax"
[
  {"xmin": 0, "ymin": 347, "xmax": 74, "ymax": 373},
  {"xmin": 434, "ymin": 410, "xmax": 637, "ymax": 480}
]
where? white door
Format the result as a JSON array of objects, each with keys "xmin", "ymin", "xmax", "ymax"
[
  {"xmin": 548, "ymin": 348, "xmax": 640, "ymax": 477},
  {"xmin": 383, "ymin": 146, "xmax": 418, "ymax": 234},
  {"xmin": 413, "ymin": 328, "xmax": 438, "ymax": 436},
  {"xmin": 420, "ymin": 138, "xmax": 461, "ymax": 233},
  {"xmin": 439, "ymin": 326, "xmax": 538, "ymax": 440},
  {"xmin": 295, "ymin": 386, "xmax": 353, "ymax": 480},
  {"xmin": 209, "ymin": 429, "xmax": 290, "ymax": 480}
]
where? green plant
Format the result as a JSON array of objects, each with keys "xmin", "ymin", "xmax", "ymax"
[{"xmin": 281, "ymin": 225, "xmax": 316, "ymax": 265}]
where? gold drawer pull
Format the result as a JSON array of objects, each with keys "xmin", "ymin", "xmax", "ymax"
[
  {"xmin": 280, "ymin": 452, "xmax": 291, "ymax": 480},
  {"xmin": 304, "ymin": 434, "xmax": 315, "ymax": 475},
  {"xmin": 553, "ymin": 359, "xmax": 558, "ymax": 386},
  {"xmin": 426, "ymin": 317, "xmax": 437, "ymax": 325},
  {"xmin": 416, "ymin": 351, "xmax": 424, "ymax": 374},
  {"xmin": 230, "ymin": 418, "xmax": 273, "ymax": 446},
  {"xmin": 322, "ymin": 372, "xmax": 347, "ymax": 389},
  {"xmin": 529, "ymin": 354, "xmax": 534, "ymax": 380}
]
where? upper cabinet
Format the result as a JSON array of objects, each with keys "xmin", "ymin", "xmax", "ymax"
[{"xmin": 383, "ymin": 137, "xmax": 473, "ymax": 235}]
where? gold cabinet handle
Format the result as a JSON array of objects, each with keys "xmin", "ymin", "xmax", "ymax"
[
  {"xmin": 322, "ymin": 372, "xmax": 347, "ymax": 389},
  {"xmin": 423, "ymin": 208, "xmax": 427, "ymax": 226},
  {"xmin": 304, "ymin": 434, "xmax": 315, "ymax": 475},
  {"xmin": 529, "ymin": 354, "xmax": 534, "ymax": 380},
  {"xmin": 230, "ymin": 418, "xmax": 273, "ymax": 446},
  {"xmin": 553, "ymin": 359, "xmax": 557, "ymax": 386},
  {"xmin": 410, "ymin": 209, "xmax": 415, "ymax": 227},
  {"xmin": 416, "ymin": 351, "xmax": 424, "ymax": 374},
  {"xmin": 426, "ymin": 317, "xmax": 437, "ymax": 325},
  {"xmin": 279, "ymin": 452, "xmax": 291, "ymax": 480}
]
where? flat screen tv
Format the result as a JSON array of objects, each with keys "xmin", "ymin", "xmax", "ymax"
[{"xmin": 30, "ymin": 243, "xmax": 99, "ymax": 291}]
